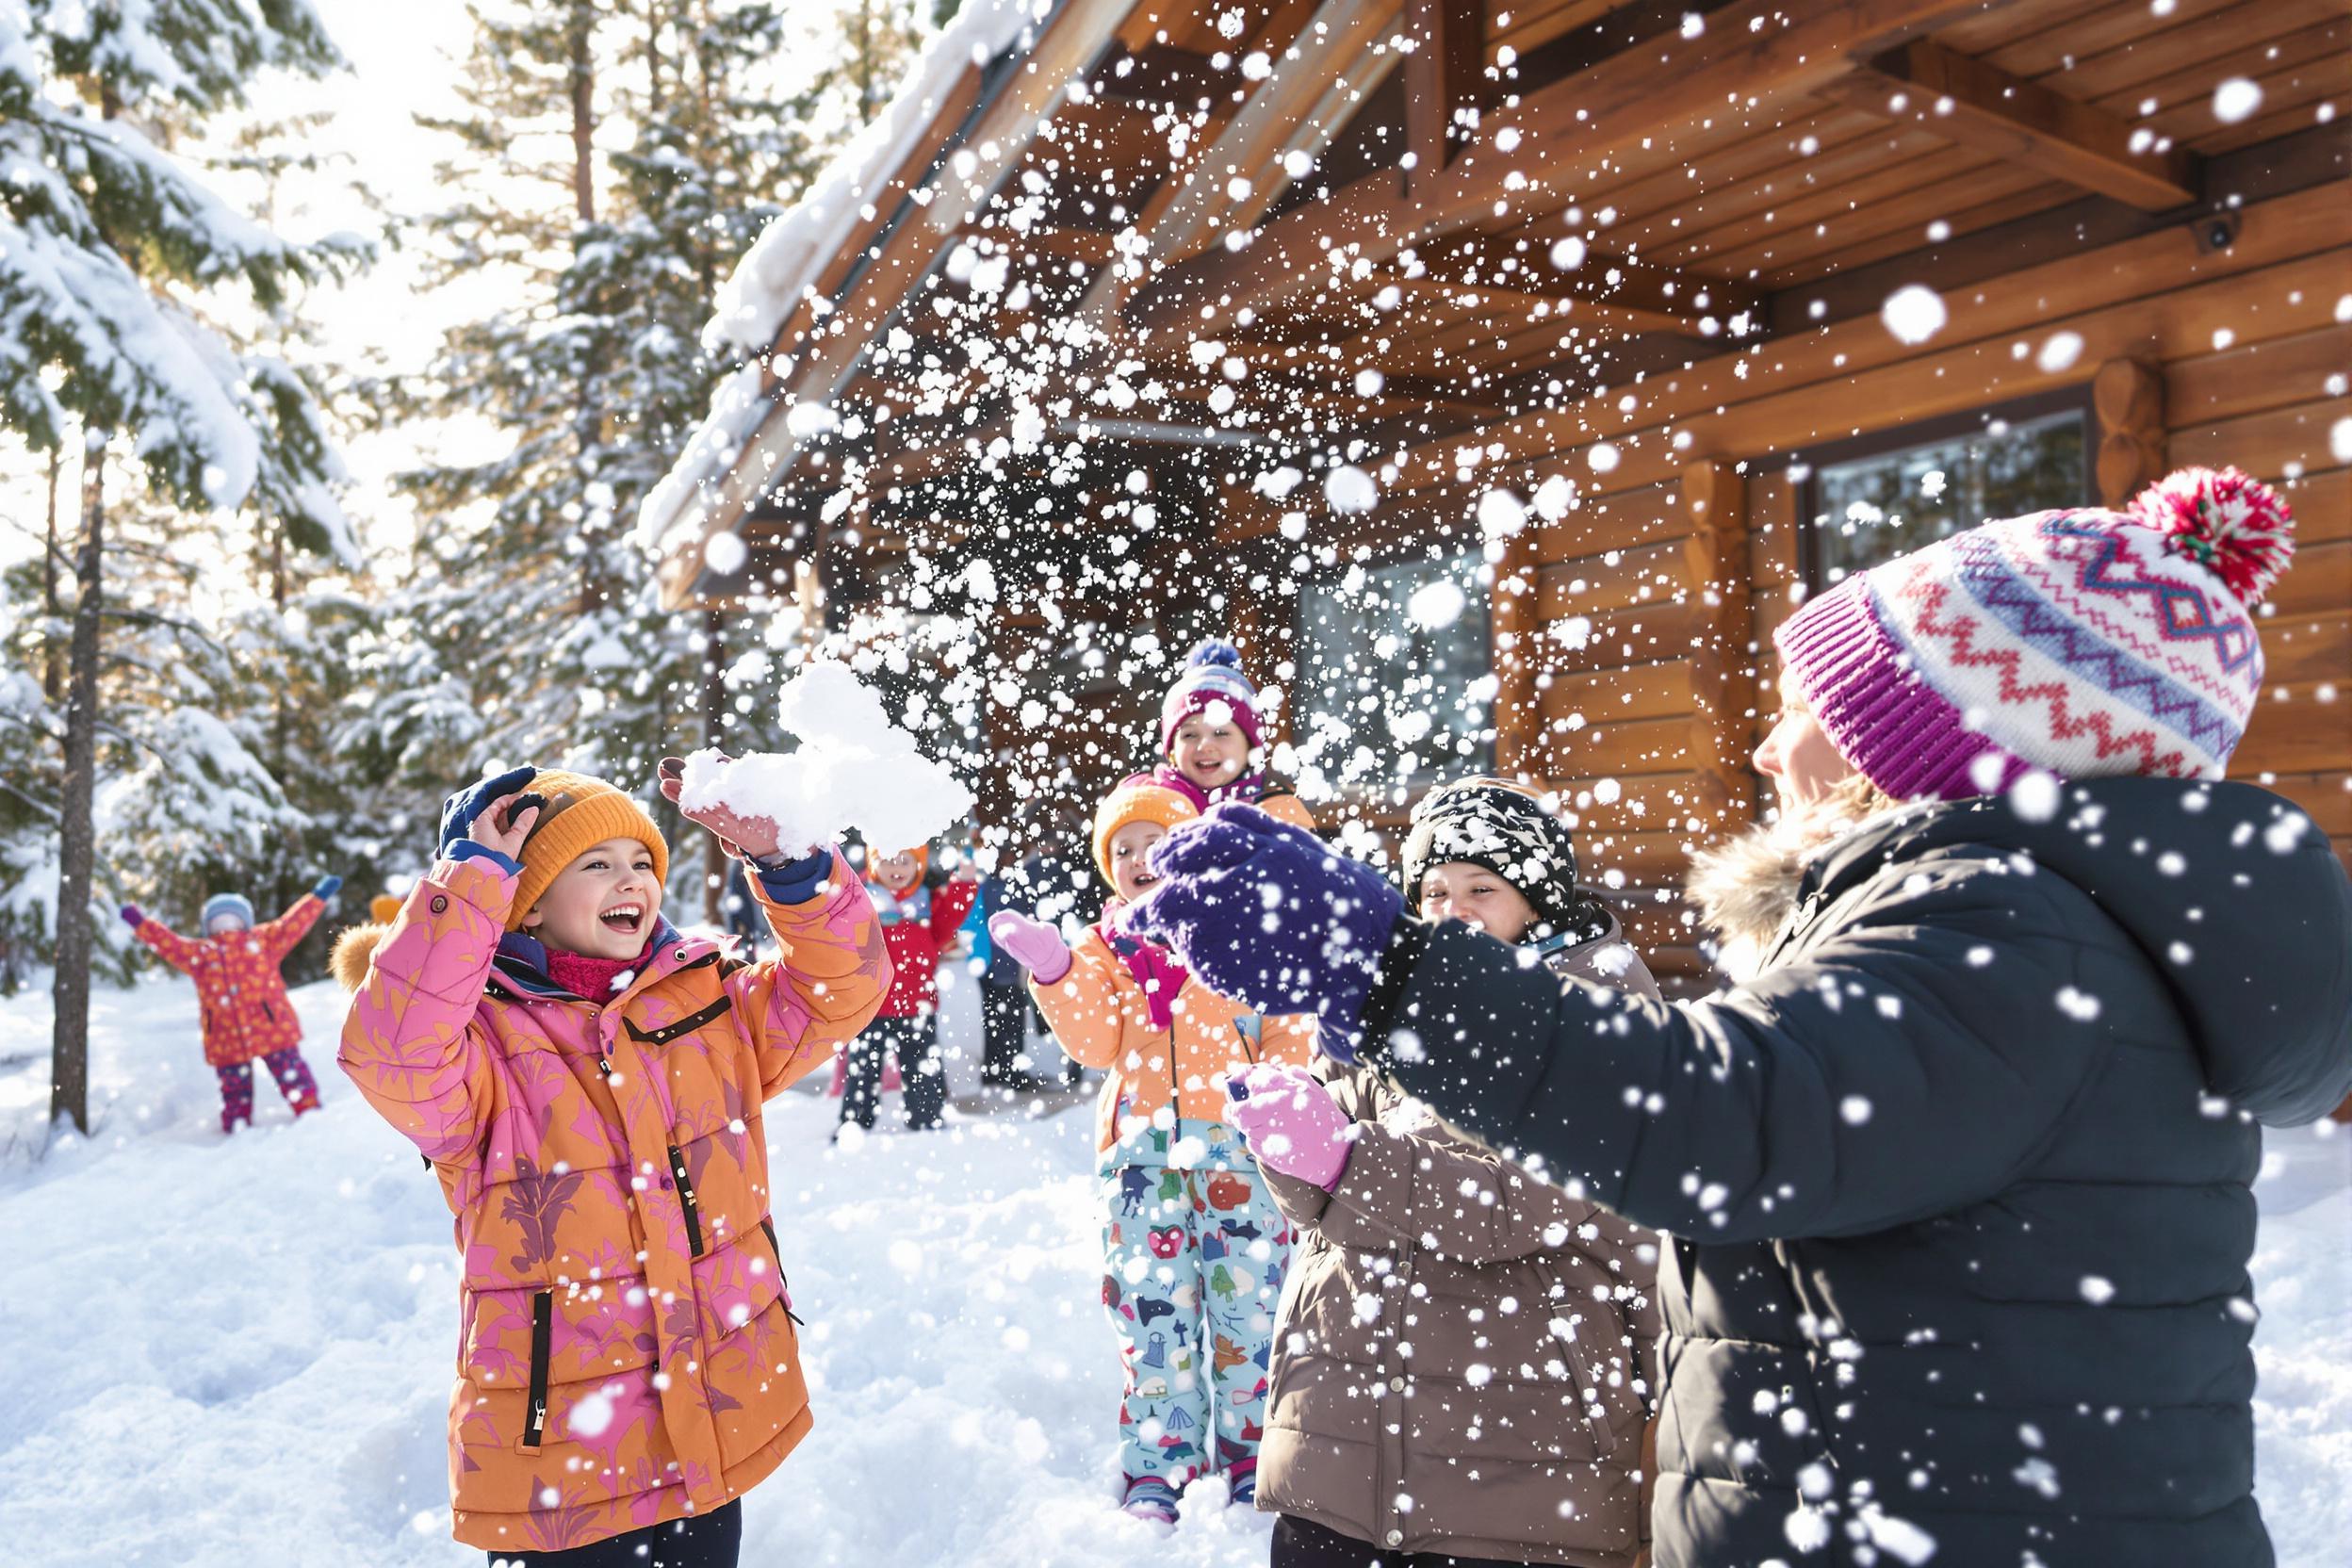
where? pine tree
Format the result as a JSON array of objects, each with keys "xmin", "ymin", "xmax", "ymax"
[
  {"xmin": 0, "ymin": 1, "xmax": 365, "ymax": 1133},
  {"xmin": 395, "ymin": 0, "xmax": 918, "ymax": 918}
]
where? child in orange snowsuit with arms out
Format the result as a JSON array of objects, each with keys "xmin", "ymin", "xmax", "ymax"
[{"xmin": 335, "ymin": 765, "xmax": 890, "ymax": 1565}]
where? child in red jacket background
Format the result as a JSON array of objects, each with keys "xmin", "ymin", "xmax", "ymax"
[
  {"xmin": 838, "ymin": 843, "xmax": 976, "ymax": 1134},
  {"xmin": 119, "ymin": 878, "xmax": 341, "ymax": 1133}
]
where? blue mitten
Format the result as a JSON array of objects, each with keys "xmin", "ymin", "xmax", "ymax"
[
  {"xmin": 437, "ymin": 765, "xmax": 538, "ymax": 857},
  {"xmin": 1125, "ymin": 802, "xmax": 1402, "ymax": 1061},
  {"xmin": 312, "ymin": 874, "xmax": 344, "ymax": 901}
]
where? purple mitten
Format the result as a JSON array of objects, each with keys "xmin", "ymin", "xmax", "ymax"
[
  {"xmin": 1124, "ymin": 802, "xmax": 1402, "ymax": 1061},
  {"xmin": 1226, "ymin": 1064, "xmax": 1353, "ymax": 1190},
  {"xmin": 988, "ymin": 909, "xmax": 1072, "ymax": 985},
  {"xmin": 119, "ymin": 904, "xmax": 145, "ymax": 929}
]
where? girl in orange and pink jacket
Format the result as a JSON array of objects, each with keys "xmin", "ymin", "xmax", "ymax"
[{"xmin": 334, "ymin": 765, "xmax": 889, "ymax": 1565}]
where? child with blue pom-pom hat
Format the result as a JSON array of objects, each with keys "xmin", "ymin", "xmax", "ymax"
[
  {"xmin": 120, "ymin": 876, "xmax": 342, "ymax": 1132},
  {"xmin": 1133, "ymin": 638, "xmax": 1314, "ymax": 829}
]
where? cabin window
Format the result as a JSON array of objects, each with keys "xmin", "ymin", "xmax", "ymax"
[
  {"xmin": 1805, "ymin": 404, "xmax": 2090, "ymax": 591},
  {"xmin": 1292, "ymin": 550, "xmax": 1494, "ymax": 797}
]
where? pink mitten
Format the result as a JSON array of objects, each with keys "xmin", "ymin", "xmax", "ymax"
[
  {"xmin": 1225, "ymin": 1063, "xmax": 1353, "ymax": 1190},
  {"xmin": 988, "ymin": 910, "xmax": 1072, "ymax": 984}
]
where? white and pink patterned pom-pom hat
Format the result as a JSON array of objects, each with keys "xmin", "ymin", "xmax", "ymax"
[{"xmin": 1774, "ymin": 466, "xmax": 2296, "ymax": 800}]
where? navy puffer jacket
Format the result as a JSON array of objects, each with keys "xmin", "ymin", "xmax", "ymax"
[{"xmin": 1373, "ymin": 778, "xmax": 2352, "ymax": 1568}]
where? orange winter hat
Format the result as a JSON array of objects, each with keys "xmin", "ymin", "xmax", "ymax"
[
  {"xmin": 1091, "ymin": 783, "xmax": 1200, "ymax": 888},
  {"xmin": 368, "ymin": 894, "xmax": 402, "ymax": 925},
  {"xmin": 509, "ymin": 771, "xmax": 670, "ymax": 931}
]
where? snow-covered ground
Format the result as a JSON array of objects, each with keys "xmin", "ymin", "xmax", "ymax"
[{"xmin": 0, "ymin": 970, "xmax": 2344, "ymax": 1567}]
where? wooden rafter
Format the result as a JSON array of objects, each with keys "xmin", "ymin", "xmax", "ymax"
[
  {"xmin": 1403, "ymin": 0, "xmax": 1483, "ymax": 194},
  {"xmin": 1819, "ymin": 38, "xmax": 2202, "ymax": 212},
  {"xmin": 1123, "ymin": 0, "xmax": 1997, "ymax": 337}
]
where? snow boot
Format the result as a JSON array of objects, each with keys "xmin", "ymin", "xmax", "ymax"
[{"xmin": 1120, "ymin": 1477, "xmax": 1180, "ymax": 1527}]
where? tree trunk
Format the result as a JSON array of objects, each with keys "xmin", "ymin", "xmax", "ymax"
[
  {"xmin": 50, "ymin": 435, "xmax": 106, "ymax": 1136},
  {"xmin": 568, "ymin": 8, "xmax": 596, "ymax": 227},
  {"xmin": 571, "ymin": 3, "xmax": 607, "ymax": 619},
  {"xmin": 701, "ymin": 607, "xmax": 727, "ymax": 923},
  {"xmin": 41, "ymin": 446, "xmax": 62, "ymax": 703}
]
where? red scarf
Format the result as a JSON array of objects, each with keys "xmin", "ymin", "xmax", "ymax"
[{"xmin": 546, "ymin": 939, "xmax": 653, "ymax": 1002}]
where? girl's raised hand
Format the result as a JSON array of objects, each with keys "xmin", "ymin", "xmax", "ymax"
[
  {"xmin": 656, "ymin": 755, "xmax": 787, "ymax": 861},
  {"xmin": 469, "ymin": 793, "xmax": 541, "ymax": 861}
]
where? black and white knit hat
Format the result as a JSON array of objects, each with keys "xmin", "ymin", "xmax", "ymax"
[{"xmin": 1401, "ymin": 777, "xmax": 1611, "ymax": 943}]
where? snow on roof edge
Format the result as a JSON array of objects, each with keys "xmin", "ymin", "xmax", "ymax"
[{"xmin": 635, "ymin": 0, "xmax": 1057, "ymax": 564}]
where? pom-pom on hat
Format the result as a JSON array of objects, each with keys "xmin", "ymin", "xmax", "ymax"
[
  {"xmin": 368, "ymin": 893, "xmax": 402, "ymax": 925},
  {"xmin": 1773, "ymin": 467, "xmax": 2295, "ymax": 802},
  {"xmin": 202, "ymin": 893, "xmax": 255, "ymax": 932},
  {"xmin": 1091, "ymin": 782, "xmax": 1200, "ymax": 889},
  {"xmin": 1159, "ymin": 639, "xmax": 1265, "ymax": 754},
  {"xmin": 505, "ymin": 770, "xmax": 670, "ymax": 933}
]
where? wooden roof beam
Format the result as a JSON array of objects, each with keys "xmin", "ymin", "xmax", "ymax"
[
  {"xmin": 1818, "ymin": 38, "xmax": 2202, "ymax": 212},
  {"xmin": 1394, "ymin": 233, "xmax": 1758, "ymax": 332},
  {"xmin": 1403, "ymin": 0, "xmax": 1484, "ymax": 195},
  {"xmin": 1123, "ymin": 0, "xmax": 2000, "ymax": 337}
]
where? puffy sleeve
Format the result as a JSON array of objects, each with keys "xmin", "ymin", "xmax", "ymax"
[
  {"xmin": 735, "ymin": 848, "xmax": 892, "ymax": 1096},
  {"xmin": 336, "ymin": 858, "xmax": 510, "ymax": 1163},
  {"xmin": 1382, "ymin": 859, "xmax": 2119, "ymax": 1243}
]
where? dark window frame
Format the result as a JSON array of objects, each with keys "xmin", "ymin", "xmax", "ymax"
[
  {"xmin": 1796, "ymin": 385, "xmax": 2098, "ymax": 595},
  {"xmin": 1290, "ymin": 536, "xmax": 1498, "ymax": 801}
]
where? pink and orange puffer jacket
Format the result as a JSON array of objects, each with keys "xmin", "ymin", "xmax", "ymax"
[
  {"xmin": 135, "ymin": 895, "xmax": 324, "ymax": 1067},
  {"xmin": 335, "ymin": 850, "xmax": 889, "ymax": 1555}
]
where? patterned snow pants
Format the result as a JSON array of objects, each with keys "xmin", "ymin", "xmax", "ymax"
[
  {"xmin": 217, "ymin": 1046, "xmax": 321, "ymax": 1132},
  {"xmin": 1101, "ymin": 1121, "xmax": 1291, "ymax": 1499}
]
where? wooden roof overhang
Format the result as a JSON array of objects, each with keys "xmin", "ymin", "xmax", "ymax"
[{"xmin": 645, "ymin": 0, "xmax": 2347, "ymax": 610}]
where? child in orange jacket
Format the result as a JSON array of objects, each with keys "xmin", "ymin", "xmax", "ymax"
[
  {"xmin": 335, "ymin": 765, "xmax": 890, "ymax": 1562},
  {"xmin": 989, "ymin": 781, "xmax": 1317, "ymax": 1524},
  {"xmin": 837, "ymin": 842, "xmax": 977, "ymax": 1134},
  {"xmin": 120, "ymin": 879, "xmax": 339, "ymax": 1133}
]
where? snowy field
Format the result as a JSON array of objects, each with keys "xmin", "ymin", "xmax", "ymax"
[{"xmin": 0, "ymin": 969, "xmax": 2344, "ymax": 1568}]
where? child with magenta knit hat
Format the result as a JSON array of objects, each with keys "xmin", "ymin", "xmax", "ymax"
[
  {"xmin": 1133, "ymin": 639, "xmax": 1315, "ymax": 829},
  {"xmin": 335, "ymin": 764, "xmax": 890, "ymax": 1566},
  {"xmin": 120, "ymin": 877, "xmax": 343, "ymax": 1133},
  {"xmin": 988, "ymin": 779, "xmax": 1318, "ymax": 1527},
  {"xmin": 1121, "ymin": 469, "xmax": 2352, "ymax": 1568}
]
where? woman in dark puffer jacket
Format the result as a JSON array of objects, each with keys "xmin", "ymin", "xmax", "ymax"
[{"xmin": 1128, "ymin": 470, "xmax": 2352, "ymax": 1567}]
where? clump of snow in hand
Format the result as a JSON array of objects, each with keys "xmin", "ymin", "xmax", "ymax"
[
  {"xmin": 678, "ymin": 662, "xmax": 974, "ymax": 854},
  {"xmin": 1325, "ymin": 465, "xmax": 1380, "ymax": 514},
  {"xmin": 1880, "ymin": 285, "xmax": 1948, "ymax": 345},
  {"xmin": 2213, "ymin": 78, "xmax": 2263, "ymax": 123}
]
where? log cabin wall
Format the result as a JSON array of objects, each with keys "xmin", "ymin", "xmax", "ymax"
[
  {"xmin": 1434, "ymin": 178, "xmax": 2351, "ymax": 983},
  {"xmin": 649, "ymin": 0, "xmax": 2348, "ymax": 988}
]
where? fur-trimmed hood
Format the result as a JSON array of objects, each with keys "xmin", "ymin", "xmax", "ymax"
[
  {"xmin": 331, "ymin": 923, "xmax": 392, "ymax": 991},
  {"xmin": 1685, "ymin": 789, "xmax": 1920, "ymax": 978}
]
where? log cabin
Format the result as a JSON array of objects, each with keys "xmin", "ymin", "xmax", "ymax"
[{"xmin": 639, "ymin": 0, "xmax": 2349, "ymax": 988}]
